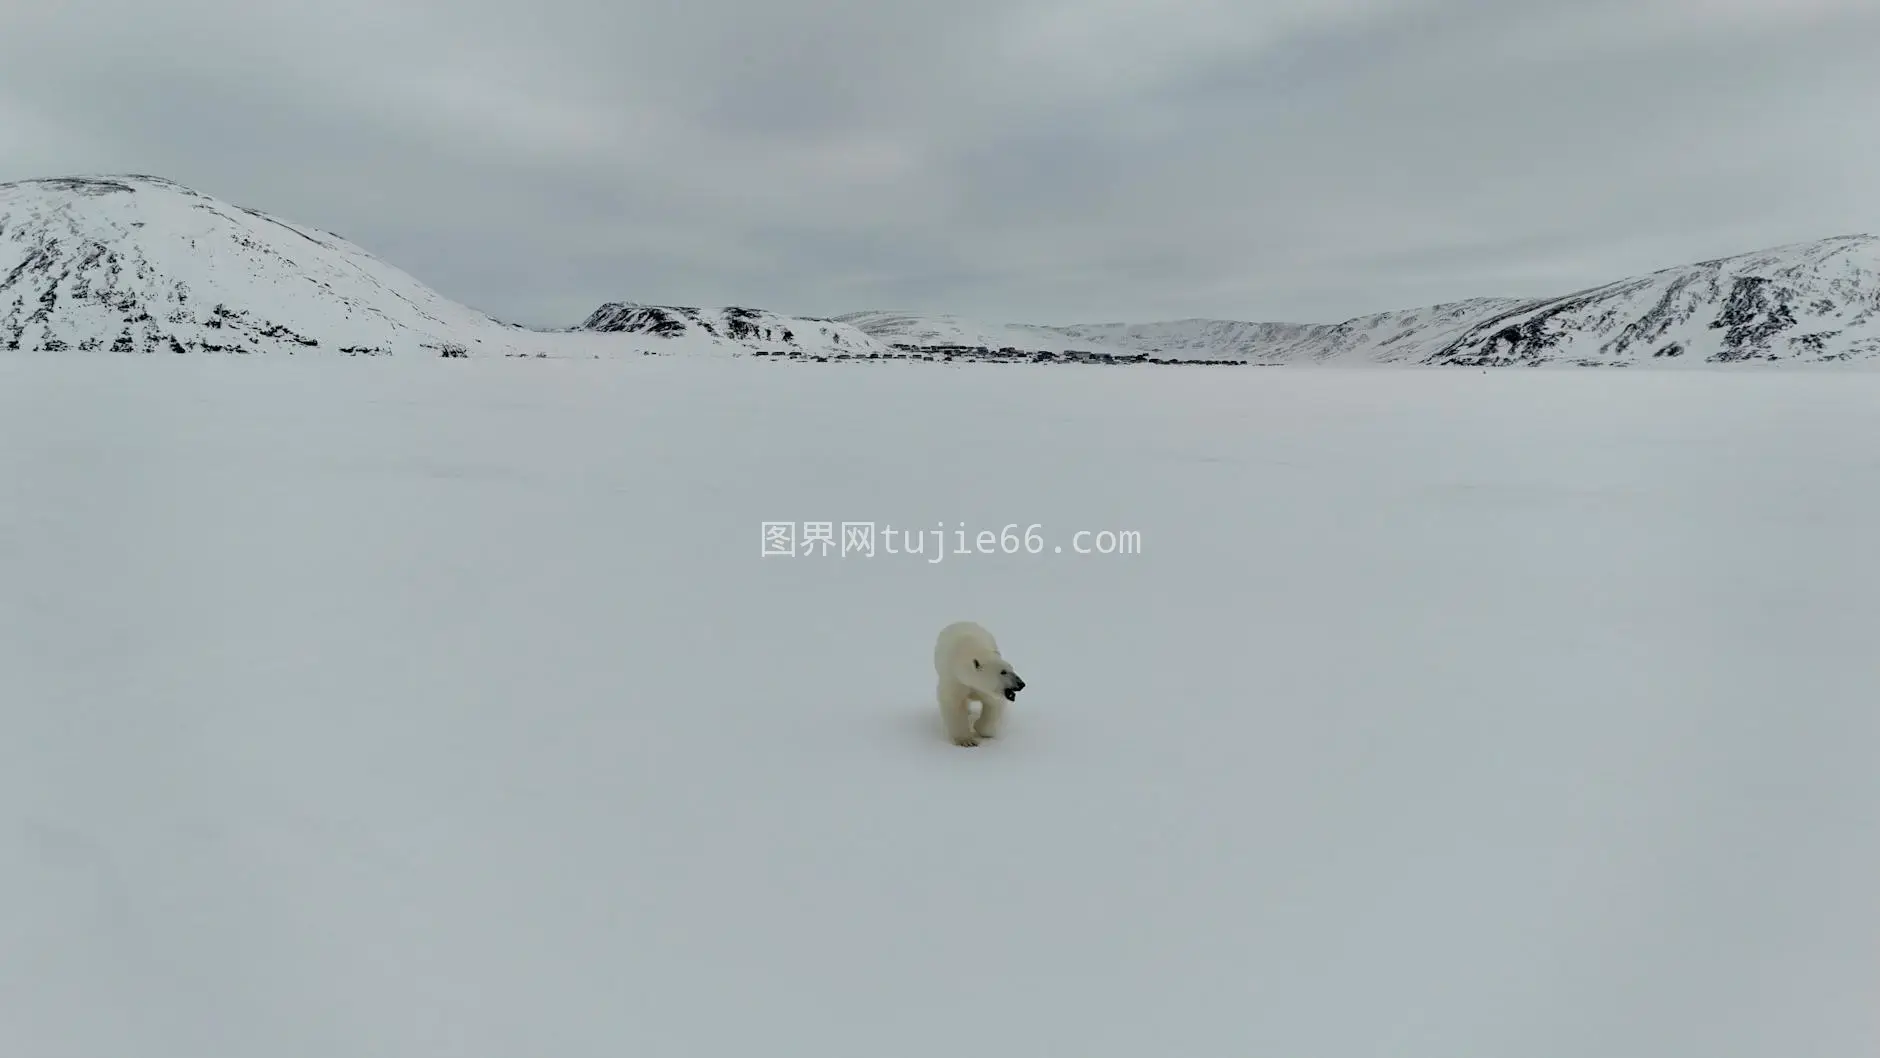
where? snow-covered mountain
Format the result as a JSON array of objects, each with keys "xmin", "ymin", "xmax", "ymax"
[
  {"xmin": 6, "ymin": 171, "xmax": 1880, "ymax": 365},
  {"xmin": 840, "ymin": 236, "xmax": 1880, "ymax": 366},
  {"xmin": 0, "ymin": 174, "xmax": 548, "ymax": 357},
  {"xmin": 0, "ymin": 172, "xmax": 895, "ymax": 360},
  {"xmin": 578, "ymin": 301, "xmax": 890, "ymax": 357},
  {"xmin": 1403, "ymin": 235, "xmax": 1880, "ymax": 366},
  {"xmin": 1041, "ymin": 300, "xmax": 1529, "ymax": 364},
  {"xmin": 834, "ymin": 301, "xmax": 1551, "ymax": 364}
]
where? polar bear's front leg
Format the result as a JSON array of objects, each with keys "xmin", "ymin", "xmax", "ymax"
[
  {"xmin": 974, "ymin": 694, "xmax": 1005, "ymax": 740},
  {"xmin": 938, "ymin": 681, "xmax": 978, "ymax": 746}
]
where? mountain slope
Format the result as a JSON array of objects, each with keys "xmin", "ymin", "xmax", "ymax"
[
  {"xmin": 834, "ymin": 302, "xmax": 1527, "ymax": 364},
  {"xmin": 1046, "ymin": 299, "xmax": 1531, "ymax": 364},
  {"xmin": 839, "ymin": 236, "xmax": 1880, "ymax": 366},
  {"xmin": 0, "ymin": 174, "xmax": 544, "ymax": 357},
  {"xmin": 1407, "ymin": 235, "xmax": 1880, "ymax": 366},
  {"xmin": 0, "ymin": 173, "xmax": 894, "ymax": 360}
]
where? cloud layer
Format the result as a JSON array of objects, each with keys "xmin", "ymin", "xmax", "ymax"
[{"xmin": 4, "ymin": 0, "xmax": 1877, "ymax": 326}]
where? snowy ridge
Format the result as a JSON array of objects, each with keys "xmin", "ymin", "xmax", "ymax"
[
  {"xmin": 0, "ymin": 175, "xmax": 543, "ymax": 357},
  {"xmin": 579, "ymin": 301, "xmax": 890, "ymax": 357},
  {"xmin": 0, "ymin": 173, "xmax": 889, "ymax": 360},
  {"xmin": 5, "ymin": 171, "xmax": 1880, "ymax": 364},
  {"xmin": 1045, "ymin": 317, "xmax": 1327, "ymax": 356},
  {"xmin": 839, "ymin": 237, "xmax": 1880, "ymax": 365},
  {"xmin": 825, "ymin": 310, "xmax": 1134, "ymax": 355},
  {"xmin": 1046, "ymin": 299, "xmax": 1530, "ymax": 363},
  {"xmin": 1405, "ymin": 235, "xmax": 1880, "ymax": 365},
  {"xmin": 834, "ymin": 301, "xmax": 1549, "ymax": 364}
]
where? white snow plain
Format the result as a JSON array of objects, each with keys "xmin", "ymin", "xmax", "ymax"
[{"xmin": 3, "ymin": 355, "xmax": 1876, "ymax": 1058}]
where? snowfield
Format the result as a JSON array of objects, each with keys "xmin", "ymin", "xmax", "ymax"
[{"xmin": 3, "ymin": 354, "xmax": 1876, "ymax": 1058}]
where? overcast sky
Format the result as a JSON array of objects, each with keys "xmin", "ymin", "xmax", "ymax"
[{"xmin": 4, "ymin": 0, "xmax": 1877, "ymax": 327}]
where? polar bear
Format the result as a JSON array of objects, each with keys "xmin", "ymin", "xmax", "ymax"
[{"xmin": 934, "ymin": 620, "xmax": 1025, "ymax": 747}]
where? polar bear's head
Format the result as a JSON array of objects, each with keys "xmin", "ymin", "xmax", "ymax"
[{"xmin": 960, "ymin": 650, "xmax": 1026, "ymax": 703}]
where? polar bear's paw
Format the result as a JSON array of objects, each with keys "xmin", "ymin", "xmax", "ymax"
[{"xmin": 952, "ymin": 734, "xmax": 980, "ymax": 747}]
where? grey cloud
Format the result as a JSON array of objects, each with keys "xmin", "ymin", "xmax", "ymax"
[{"xmin": 4, "ymin": 0, "xmax": 1877, "ymax": 328}]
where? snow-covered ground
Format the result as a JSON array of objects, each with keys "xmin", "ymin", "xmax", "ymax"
[{"xmin": 3, "ymin": 355, "xmax": 1875, "ymax": 1058}]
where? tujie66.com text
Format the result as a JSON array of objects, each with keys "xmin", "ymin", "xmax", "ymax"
[{"xmin": 761, "ymin": 521, "xmax": 1141, "ymax": 561}]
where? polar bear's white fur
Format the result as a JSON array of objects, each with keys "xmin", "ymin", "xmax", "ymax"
[{"xmin": 934, "ymin": 620, "xmax": 1025, "ymax": 747}]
